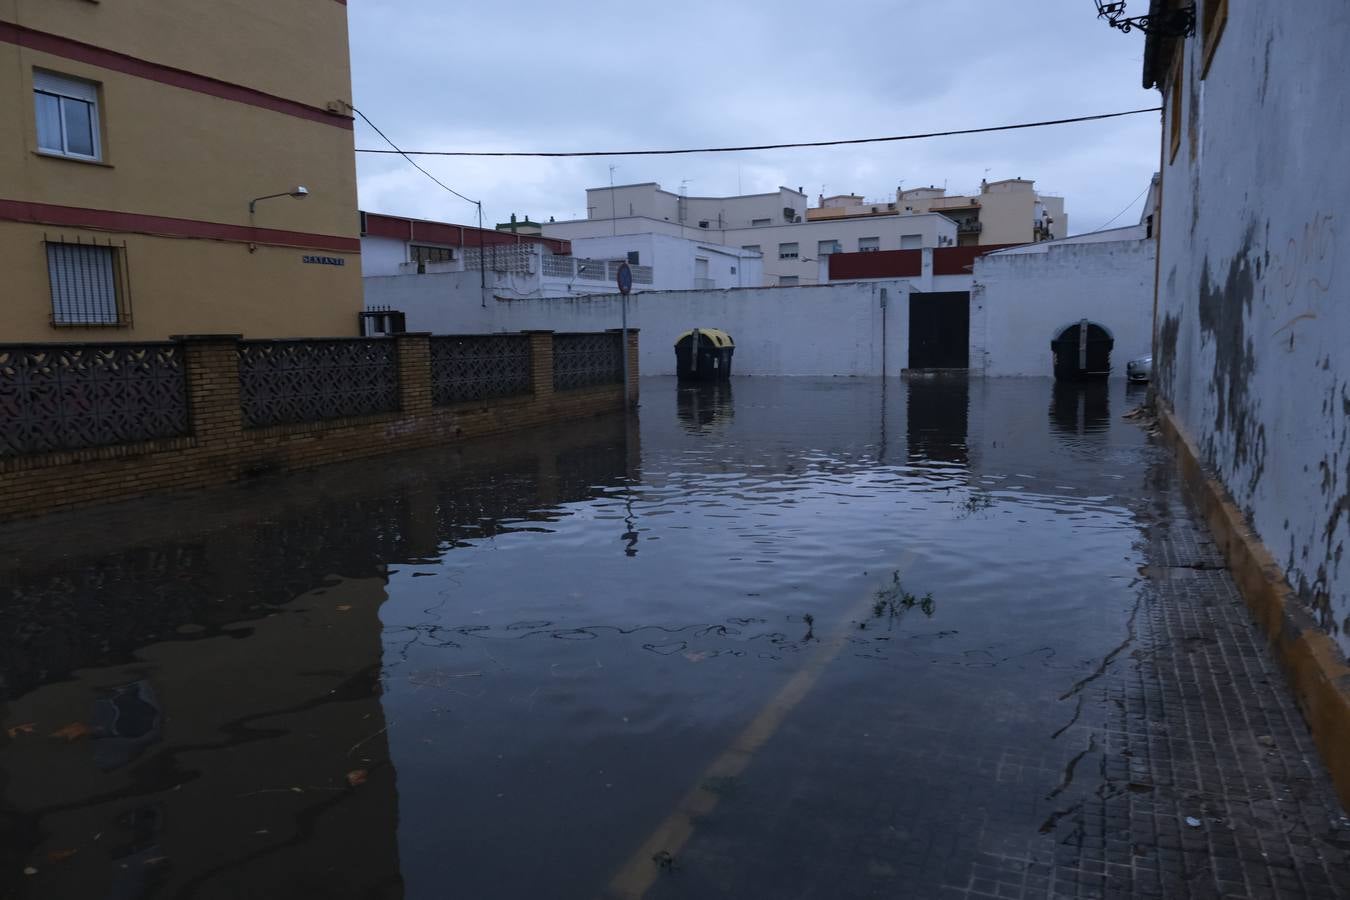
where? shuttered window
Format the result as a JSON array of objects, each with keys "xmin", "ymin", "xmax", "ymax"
[{"xmin": 47, "ymin": 242, "xmax": 123, "ymax": 325}]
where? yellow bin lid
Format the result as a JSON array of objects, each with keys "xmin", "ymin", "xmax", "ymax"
[{"xmin": 675, "ymin": 328, "xmax": 734, "ymax": 348}]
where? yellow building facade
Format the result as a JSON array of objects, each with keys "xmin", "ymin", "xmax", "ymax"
[{"xmin": 0, "ymin": 0, "xmax": 362, "ymax": 341}]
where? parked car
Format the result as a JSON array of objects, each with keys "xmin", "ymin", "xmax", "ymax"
[{"xmin": 1127, "ymin": 355, "xmax": 1153, "ymax": 383}]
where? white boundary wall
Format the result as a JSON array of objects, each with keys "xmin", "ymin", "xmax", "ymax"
[
  {"xmin": 972, "ymin": 238, "xmax": 1156, "ymax": 377},
  {"xmin": 364, "ymin": 277, "xmax": 912, "ymax": 376}
]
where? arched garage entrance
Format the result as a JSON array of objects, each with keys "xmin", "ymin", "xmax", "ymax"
[{"xmin": 1051, "ymin": 320, "xmax": 1114, "ymax": 380}]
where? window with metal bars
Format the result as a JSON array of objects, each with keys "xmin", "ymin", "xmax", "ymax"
[
  {"xmin": 46, "ymin": 240, "xmax": 130, "ymax": 326},
  {"xmin": 410, "ymin": 244, "xmax": 455, "ymax": 265}
]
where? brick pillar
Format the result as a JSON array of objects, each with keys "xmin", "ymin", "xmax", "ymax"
[
  {"xmin": 173, "ymin": 334, "xmax": 243, "ymax": 450},
  {"xmin": 608, "ymin": 328, "xmax": 641, "ymax": 407},
  {"xmin": 526, "ymin": 331, "xmax": 555, "ymax": 401},
  {"xmin": 395, "ymin": 332, "xmax": 433, "ymax": 415}
]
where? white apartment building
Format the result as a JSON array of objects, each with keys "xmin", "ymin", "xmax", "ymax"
[
  {"xmin": 545, "ymin": 183, "xmax": 957, "ymax": 286},
  {"xmin": 360, "ymin": 213, "xmax": 764, "ymax": 328},
  {"xmin": 583, "ymin": 183, "xmax": 810, "ymax": 229}
]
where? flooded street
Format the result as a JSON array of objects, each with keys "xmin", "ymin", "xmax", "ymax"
[{"xmin": 3, "ymin": 377, "xmax": 1348, "ymax": 899}]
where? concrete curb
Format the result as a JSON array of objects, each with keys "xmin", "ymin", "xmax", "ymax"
[{"xmin": 1158, "ymin": 405, "xmax": 1350, "ymax": 810}]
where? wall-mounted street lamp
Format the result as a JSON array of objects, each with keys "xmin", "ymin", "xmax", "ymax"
[
  {"xmin": 1095, "ymin": 1, "xmax": 1195, "ymax": 37},
  {"xmin": 249, "ymin": 186, "xmax": 310, "ymax": 216},
  {"xmin": 247, "ymin": 186, "xmax": 309, "ymax": 253}
]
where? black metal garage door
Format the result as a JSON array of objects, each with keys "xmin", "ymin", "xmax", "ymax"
[{"xmin": 908, "ymin": 292, "xmax": 970, "ymax": 369}]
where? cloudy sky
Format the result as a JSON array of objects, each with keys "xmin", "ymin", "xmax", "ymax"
[{"xmin": 349, "ymin": 0, "xmax": 1160, "ymax": 235}]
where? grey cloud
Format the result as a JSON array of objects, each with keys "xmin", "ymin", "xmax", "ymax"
[{"xmin": 350, "ymin": 0, "xmax": 1160, "ymax": 232}]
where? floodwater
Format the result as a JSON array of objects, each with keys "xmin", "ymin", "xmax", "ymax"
[{"xmin": 1, "ymin": 377, "xmax": 1170, "ymax": 898}]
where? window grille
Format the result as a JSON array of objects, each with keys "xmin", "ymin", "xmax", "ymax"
[{"xmin": 46, "ymin": 238, "xmax": 130, "ymax": 327}]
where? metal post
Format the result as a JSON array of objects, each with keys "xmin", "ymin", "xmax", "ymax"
[
  {"xmin": 621, "ymin": 294, "xmax": 630, "ymax": 407},
  {"xmin": 615, "ymin": 261, "xmax": 633, "ymax": 408}
]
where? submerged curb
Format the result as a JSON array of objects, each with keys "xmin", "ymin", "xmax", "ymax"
[{"xmin": 1158, "ymin": 404, "xmax": 1350, "ymax": 810}]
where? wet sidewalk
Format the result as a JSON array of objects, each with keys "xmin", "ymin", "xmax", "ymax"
[{"xmin": 1, "ymin": 377, "xmax": 1347, "ymax": 899}]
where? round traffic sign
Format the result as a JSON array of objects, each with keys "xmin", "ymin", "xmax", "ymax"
[{"xmin": 616, "ymin": 262, "xmax": 633, "ymax": 295}]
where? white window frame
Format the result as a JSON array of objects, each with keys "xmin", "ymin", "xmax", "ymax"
[
  {"xmin": 33, "ymin": 70, "xmax": 102, "ymax": 161},
  {"xmin": 751, "ymin": 218, "xmax": 771, "ymax": 227},
  {"xmin": 817, "ymin": 239, "xmax": 840, "ymax": 256},
  {"xmin": 858, "ymin": 236, "xmax": 880, "ymax": 252},
  {"xmin": 778, "ymin": 242, "xmax": 799, "ymax": 260},
  {"xmin": 741, "ymin": 244, "xmax": 762, "ymax": 254}
]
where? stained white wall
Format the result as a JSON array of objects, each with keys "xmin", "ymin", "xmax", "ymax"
[
  {"xmin": 971, "ymin": 238, "xmax": 1156, "ymax": 377},
  {"xmin": 1153, "ymin": 1, "xmax": 1350, "ymax": 649},
  {"xmin": 363, "ymin": 278, "xmax": 913, "ymax": 376}
]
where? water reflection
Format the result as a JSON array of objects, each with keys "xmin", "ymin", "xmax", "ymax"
[
  {"xmin": 676, "ymin": 381, "xmax": 734, "ymax": 433},
  {"xmin": 906, "ymin": 377, "xmax": 970, "ymax": 465},
  {"xmin": 1049, "ymin": 380, "xmax": 1112, "ymax": 437},
  {"xmin": 0, "ymin": 378, "xmax": 1161, "ymax": 900},
  {"xmin": 0, "ymin": 415, "xmax": 635, "ymax": 900}
]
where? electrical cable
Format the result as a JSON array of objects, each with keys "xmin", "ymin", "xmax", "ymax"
[
  {"xmin": 347, "ymin": 102, "xmax": 489, "ymax": 305},
  {"xmin": 347, "ymin": 103, "xmax": 480, "ymax": 205},
  {"xmin": 353, "ymin": 107, "xmax": 1161, "ymax": 159},
  {"xmin": 1084, "ymin": 182, "xmax": 1153, "ymax": 233}
]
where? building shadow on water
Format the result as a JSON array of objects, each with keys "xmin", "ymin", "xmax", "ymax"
[{"xmin": 0, "ymin": 414, "xmax": 636, "ymax": 900}]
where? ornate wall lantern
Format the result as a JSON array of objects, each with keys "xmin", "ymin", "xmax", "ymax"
[{"xmin": 1095, "ymin": 1, "xmax": 1196, "ymax": 37}]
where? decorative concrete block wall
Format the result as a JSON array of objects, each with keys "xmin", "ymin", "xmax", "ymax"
[{"xmin": 0, "ymin": 329, "xmax": 638, "ymax": 521}]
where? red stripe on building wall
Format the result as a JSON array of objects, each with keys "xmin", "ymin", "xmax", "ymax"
[
  {"xmin": 829, "ymin": 249, "xmax": 923, "ymax": 279},
  {"xmin": 412, "ymin": 220, "xmax": 463, "ymax": 247},
  {"xmin": 827, "ymin": 244, "xmax": 1029, "ymax": 280},
  {"xmin": 0, "ymin": 21, "xmax": 354, "ymax": 130},
  {"xmin": 932, "ymin": 244, "xmax": 1024, "ymax": 275},
  {"xmin": 361, "ymin": 212, "xmax": 572, "ymax": 255},
  {"xmin": 0, "ymin": 199, "xmax": 361, "ymax": 253}
]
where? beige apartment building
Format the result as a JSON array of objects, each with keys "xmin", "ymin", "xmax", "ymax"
[
  {"xmin": 545, "ymin": 182, "xmax": 958, "ymax": 286},
  {"xmin": 808, "ymin": 178, "xmax": 1067, "ymax": 246},
  {"xmin": 0, "ymin": 0, "xmax": 362, "ymax": 341}
]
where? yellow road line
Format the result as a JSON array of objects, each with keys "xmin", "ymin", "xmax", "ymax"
[{"xmin": 605, "ymin": 551, "xmax": 920, "ymax": 899}]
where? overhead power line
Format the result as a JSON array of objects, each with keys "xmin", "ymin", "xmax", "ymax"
[
  {"xmin": 353, "ymin": 107, "xmax": 1161, "ymax": 159},
  {"xmin": 1086, "ymin": 182, "xmax": 1153, "ymax": 233},
  {"xmin": 347, "ymin": 102, "xmax": 489, "ymax": 306},
  {"xmin": 347, "ymin": 102, "xmax": 480, "ymax": 205}
]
